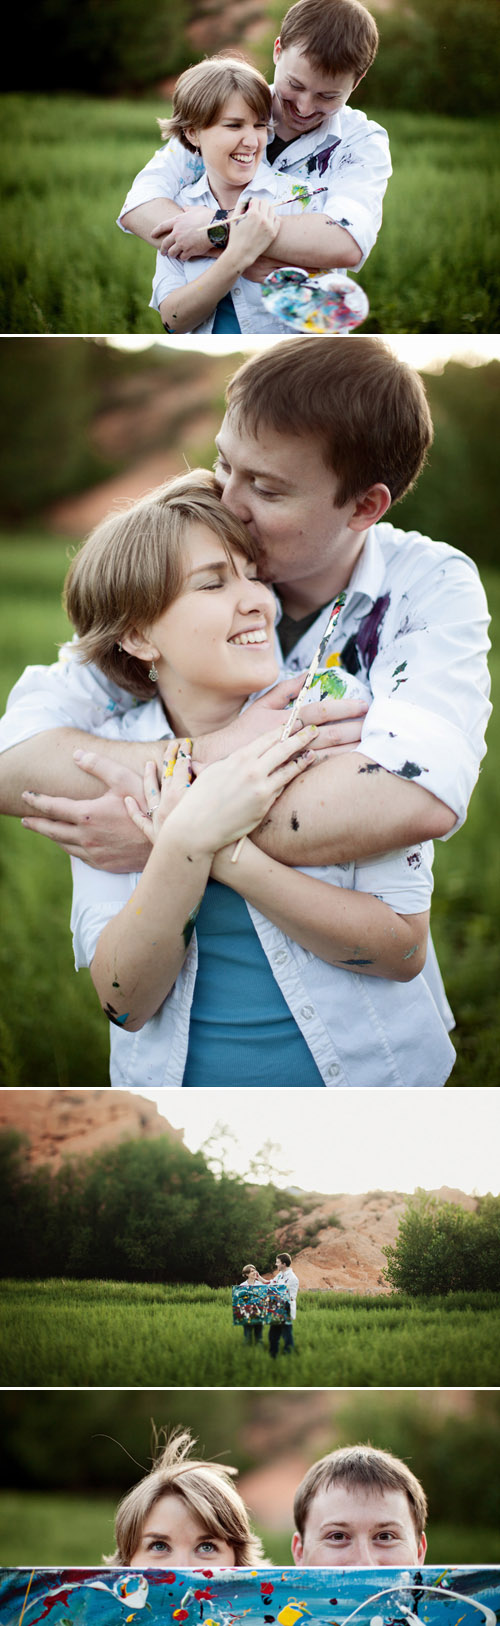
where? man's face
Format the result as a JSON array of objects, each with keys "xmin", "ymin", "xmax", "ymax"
[
  {"xmin": 215, "ymin": 413, "xmax": 366, "ymax": 609},
  {"xmin": 272, "ymin": 41, "xmax": 357, "ymax": 139},
  {"xmin": 292, "ymin": 1484, "xmax": 427, "ymax": 1567}
]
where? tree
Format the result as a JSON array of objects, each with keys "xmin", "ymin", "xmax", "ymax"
[{"xmin": 382, "ymin": 1190, "xmax": 500, "ymax": 1294}]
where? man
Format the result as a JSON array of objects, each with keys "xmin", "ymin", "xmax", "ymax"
[
  {"xmin": 291, "ymin": 1444, "xmax": 427, "ymax": 1565},
  {"xmin": 0, "ymin": 338, "xmax": 491, "ymax": 1082},
  {"xmin": 255, "ymin": 1252, "xmax": 299, "ymax": 1356},
  {"xmin": 118, "ymin": 0, "xmax": 391, "ymax": 284}
]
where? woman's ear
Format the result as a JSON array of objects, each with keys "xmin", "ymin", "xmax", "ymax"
[{"xmin": 120, "ymin": 628, "xmax": 160, "ymax": 662}]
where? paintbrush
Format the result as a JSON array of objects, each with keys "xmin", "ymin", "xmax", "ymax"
[
  {"xmin": 191, "ymin": 185, "xmax": 328, "ymax": 233},
  {"xmin": 231, "ymin": 589, "xmax": 346, "ymax": 863}
]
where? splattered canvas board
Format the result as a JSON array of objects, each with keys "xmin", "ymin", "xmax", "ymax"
[
  {"xmin": 1, "ymin": 1565, "xmax": 499, "ymax": 1626},
  {"xmin": 232, "ymin": 1284, "xmax": 291, "ymax": 1325}
]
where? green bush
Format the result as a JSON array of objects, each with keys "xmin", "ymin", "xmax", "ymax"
[{"xmin": 383, "ymin": 1191, "xmax": 500, "ymax": 1293}]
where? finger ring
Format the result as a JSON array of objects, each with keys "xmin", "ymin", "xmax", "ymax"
[{"xmin": 145, "ymin": 809, "xmax": 153, "ymax": 819}]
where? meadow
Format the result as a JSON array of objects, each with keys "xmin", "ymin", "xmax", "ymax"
[
  {"xmin": 0, "ymin": 96, "xmax": 499, "ymax": 334},
  {"xmin": 0, "ymin": 1280, "xmax": 499, "ymax": 1387},
  {"xmin": 0, "ymin": 539, "xmax": 498, "ymax": 1086},
  {"xmin": 1, "ymin": 1487, "xmax": 499, "ymax": 1567}
]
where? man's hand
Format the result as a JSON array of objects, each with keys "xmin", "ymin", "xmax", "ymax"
[
  {"xmin": 20, "ymin": 750, "xmax": 153, "ymax": 871},
  {"xmin": 194, "ymin": 676, "xmax": 368, "ymax": 768},
  {"xmin": 152, "ymin": 206, "xmax": 214, "ymax": 258}
]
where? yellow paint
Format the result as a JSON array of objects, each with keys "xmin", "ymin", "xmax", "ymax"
[
  {"xmin": 325, "ymin": 651, "xmax": 341, "ymax": 667},
  {"xmin": 135, "ymin": 907, "xmax": 142, "ymax": 915},
  {"xmin": 277, "ymin": 1607, "xmax": 306, "ymax": 1625}
]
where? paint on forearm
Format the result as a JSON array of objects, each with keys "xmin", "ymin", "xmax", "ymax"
[
  {"xmin": 403, "ymin": 944, "xmax": 419, "ymax": 960},
  {"xmin": 358, "ymin": 762, "xmax": 381, "ymax": 774},
  {"xmin": 182, "ymin": 899, "xmax": 201, "ymax": 949},
  {"xmin": 290, "ymin": 811, "xmax": 300, "ymax": 830},
  {"xmin": 341, "ymin": 957, "xmax": 373, "ymax": 965},
  {"xmin": 103, "ymin": 1002, "xmax": 129, "ymax": 1026}
]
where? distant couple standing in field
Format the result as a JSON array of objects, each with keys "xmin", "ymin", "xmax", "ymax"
[
  {"xmin": 0, "ymin": 336, "xmax": 491, "ymax": 1085},
  {"xmin": 237, "ymin": 1254, "xmax": 299, "ymax": 1356},
  {"xmin": 117, "ymin": 0, "xmax": 392, "ymax": 333}
]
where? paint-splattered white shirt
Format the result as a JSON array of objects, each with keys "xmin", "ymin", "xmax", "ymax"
[{"xmin": 118, "ymin": 99, "xmax": 391, "ymax": 268}]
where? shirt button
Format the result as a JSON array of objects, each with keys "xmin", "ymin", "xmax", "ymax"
[
  {"xmin": 300, "ymin": 1004, "xmax": 315, "ymax": 1020},
  {"xmin": 274, "ymin": 949, "xmax": 289, "ymax": 965},
  {"xmin": 327, "ymin": 1062, "xmax": 341, "ymax": 1079}
]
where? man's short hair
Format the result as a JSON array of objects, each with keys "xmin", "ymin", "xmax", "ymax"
[
  {"xmin": 293, "ymin": 1445, "xmax": 428, "ymax": 1540},
  {"xmin": 277, "ymin": 1252, "xmax": 292, "ymax": 1267},
  {"xmin": 279, "ymin": 0, "xmax": 379, "ymax": 81},
  {"xmin": 226, "ymin": 337, "xmax": 433, "ymax": 509}
]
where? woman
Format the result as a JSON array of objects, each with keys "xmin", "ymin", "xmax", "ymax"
[
  {"xmin": 149, "ymin": 57, "xmax": 321, "ymax": 334},
  {"xmin": 65, "ymin": 470, "xmax": 454, "ymax": 1087}
]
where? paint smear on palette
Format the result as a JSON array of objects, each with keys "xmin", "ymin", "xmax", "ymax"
[{"xmin": 2, "ymin": 1567, "xmax": 500, "ymax": 1626}]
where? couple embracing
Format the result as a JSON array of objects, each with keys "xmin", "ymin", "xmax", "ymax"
[{"xmin": 0, "ymin": 337, "xmax": 491, "ymax": 1086}]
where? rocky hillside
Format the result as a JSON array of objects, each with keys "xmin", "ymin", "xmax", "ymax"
[
  {"xmin": 0, "ymin": 1089, "xmax": 184, "ymax": 1169},
  {"xmin": 277, "ymin": 1185, "xmax": 478, "ymax": 1294}
]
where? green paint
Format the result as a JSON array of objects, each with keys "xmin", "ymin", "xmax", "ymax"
[
  {"xmin": 182, "ymin": 900, "xmax": 201, "ymax": 949},
  {"xmin": 311, "ymin": 669, "xmax": 347, "ymax": 699},
  {"xmin": 403, "ymin": 944, "xmax": 419, "ymax": 960}
]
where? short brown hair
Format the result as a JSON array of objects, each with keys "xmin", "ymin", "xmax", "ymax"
[
  {"xmin": 279, "ymin": 0, "xmax": 379, "ymax": 81},
  {"xmin": 226, "ymin": 337, "xmax": 433, "ymax": 507},
  {"xmin": 105, "ymin": 1428, "xmax": 264, "ymax": 1566},
  {"xmin": 63, "ymin": 470, "xmax": 259, "ymax": 702},
  {"xmin": 294, "ymin": 1445, "xmax": 428, "ymax": 1541},
  {"xmin": 159, "ymin": 56, "xmax": 272, "ymax": 152},
  {"xmin": 277, "ymin": 1253, "xmax": 292, "ymax": 1267}
]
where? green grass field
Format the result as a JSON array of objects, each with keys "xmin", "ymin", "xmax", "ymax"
[
  {"xmin": 0, "ymin": 539, "xmax": 498, "ymax": 1086},
  {"xmin": 0, "ymin": 96, "xmax": 499, "ymax": 334},
  {"xmin": 1, "ymin": 1281, "xmax": 499, "ymax": 1386},
  {"xmin": 1, "ymin": 1489, "xmax": 499, "ymax": 1567}
]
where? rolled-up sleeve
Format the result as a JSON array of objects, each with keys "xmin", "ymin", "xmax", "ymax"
[
  {"xmin": 118, "ymin": 140, "xmax": 199, "ymax": 229},
  {"xmin": 0, "ymin": 646, "xmax": 136, "ymax": 753},
  {"xmin": 323, "ymin": 119, "xmax": 391, "ymax": 266},
  {"xmin": 356, "ymin": 553, "xmax": 492, "ymax": 831}
]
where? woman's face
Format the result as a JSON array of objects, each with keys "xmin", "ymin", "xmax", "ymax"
[
  {"xmin": 143, "ymin": 522, "xmax": 278, "ymax": 707},
  {"xmin": 187, "ymin": 92, "xmax": 269, "ymax": 193},
  {"xmin": 129, "ymin": 1490, "xmax": 236, "ymax": 1568}
]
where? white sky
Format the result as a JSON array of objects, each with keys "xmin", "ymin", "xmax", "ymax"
[
  {"xmin": 140, "ymin": 1088, "xmax": 500, "ymax": 1195},
  {"xmin": 106, "ymin": 335, "xmax": 500, "ymax": 371}
]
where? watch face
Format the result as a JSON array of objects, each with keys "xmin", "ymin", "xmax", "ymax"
[{"xmin": 208, "ymin": 221, "xmax": 230, "ymax": 247}]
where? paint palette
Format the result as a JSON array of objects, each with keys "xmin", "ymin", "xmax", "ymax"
[
  {"xmin": 2, "ymin": 1566, "xmax": 499, "ymax": 1626},
  {"xmin": 261, "ymin": 268, "xmax": 369, "ymax": 332},
  {"xmin": 232, "ymin": 1283, "xmax": 291, "ymax": 1324}
]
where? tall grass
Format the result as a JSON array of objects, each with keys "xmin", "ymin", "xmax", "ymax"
[
  {"xmin": 0, "ymin": 96, "xmax": 499, "ymax": 334},
  {"xmin": 0, "ymin": 539, "xmax": 498, "ymax": 1086},
  {"xmin": 0, "ymin": 1281, "xmax": 498, "ymax": 1386}
]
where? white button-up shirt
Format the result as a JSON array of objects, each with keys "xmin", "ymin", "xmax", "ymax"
[
  {"xmin": 271, "ymin": 1267, "xmax": 299, "ymax": 1318},
  {"xmin": 150, "ymin": 162, "xmax": 327, "ymax": 334},
  {"xmin": 118, "ymin": 98, "xmax": 391, "ymax": 268},
  {"xmin": 62, "ymin": 689, "xmax": 453, "ymax": 1088}
]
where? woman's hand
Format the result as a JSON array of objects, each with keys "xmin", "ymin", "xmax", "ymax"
[
  {"xmin": 124, "ymin": 739, "xmax": 192, "ymax": 845},
  {"xmin": 165, "ymin": 722, "xmax": 318, "ymax": 857},
  {"xmin": 225, "ymin": 199, "xmax": 280, "ymax": 271}
]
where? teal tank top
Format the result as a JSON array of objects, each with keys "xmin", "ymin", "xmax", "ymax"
[{"xmin": 182, "ymin": 881, "xmax": 324, "ymax": 1086}]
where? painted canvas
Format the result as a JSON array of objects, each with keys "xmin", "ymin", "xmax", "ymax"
[
  {"xmin": 232, "ymin": 1284, "xmax": 291, "ymax": 1325},
  {"xmin": 1, "ymin": 1565, "xmax": 499, "ymax": 1626}
]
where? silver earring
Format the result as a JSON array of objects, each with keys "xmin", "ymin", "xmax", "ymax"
[{"xmin": 149, "ymin": 660, "xmax": 158, "ymax": 683}]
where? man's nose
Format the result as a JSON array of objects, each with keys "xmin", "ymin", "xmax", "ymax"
[
  {"xmin": 221, "ymin": 478, "xmax": 252, "ymax": 522},
  {"xmin": 350, "ymin": 1537, "xmax": 373, "ymax": 1565}
]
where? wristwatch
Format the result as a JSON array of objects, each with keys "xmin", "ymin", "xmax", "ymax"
[{"xmin": 207, "ymin": 209, "xmax": 230, "ymax": 249}]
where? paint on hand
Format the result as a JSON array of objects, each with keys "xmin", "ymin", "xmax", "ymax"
[
  {"xmin": 182, "ymin": 900, "xmax": 201, "ymax": 949},
  {"xmin": 311, "ymin": 668, "xmax": 347, "ymax": 699}
]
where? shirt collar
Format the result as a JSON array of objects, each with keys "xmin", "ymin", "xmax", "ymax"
[
  {"xmin": 180, "ymin": 157, "xmax": 278, "ymax": 205},
  {"xmin": 346, "ymin": 523, "xmax": 387, "ymax": 606}
]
